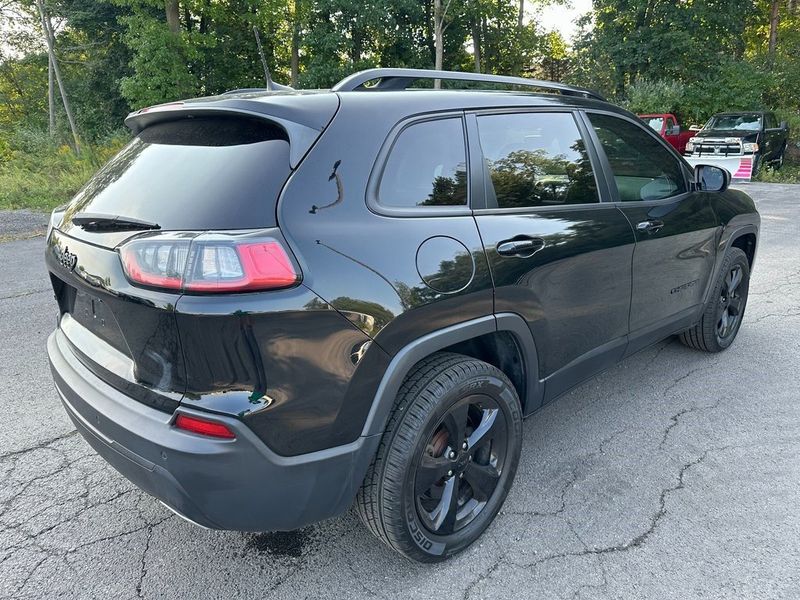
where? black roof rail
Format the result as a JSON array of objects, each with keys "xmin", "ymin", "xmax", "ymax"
[{"xmin": 331, "ymin": 68, "xmax": 606, "ymax": 102}]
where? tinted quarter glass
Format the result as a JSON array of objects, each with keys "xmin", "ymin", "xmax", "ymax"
[
  {"xmin": 588, "ymin": 113, "xmax": 687, "ymax": 202},
  {"xmin": 378, "ymin": 118, "xmax": 467, "ymax": 208},
  {"xmin": 63, "ymin": 117, "xmax": 290, "ymax": 230},
  {"xmin": 477, "ymin": 112, "xmax": 599, "ymax": 208}
]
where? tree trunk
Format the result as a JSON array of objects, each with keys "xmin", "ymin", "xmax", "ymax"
[
  {"xmin": 36, "ymin": 0, "xmax": 80, "ymax": 154},
  {"xmin": 423, "ymin": 0, "xmax": 435, "ymax": 66},
  {"xmin": 166, "ymin": 0, "xmax": 180, "ymax": 33},
  {"xmin": 47, "ymin": 54, "xmax": 55, "ymax": 135},
  {"xmin": 351, "ymin": 26, "xmax": 363, "ymax": 64},
  {"xmin": 45, "ymin": 10, "xmax": 55, "ymax": 135},
  {"xmin": 471, "ymin": 17, "xmax": 481, "ymax": 72},
  {"xmin": 291, "ymin": 0, "xmax": 300, "ymax": 87},
  {"xmin": 434, "ymin": 0, "xmax": 444, "ymax": 79},
  {"xmin": 768, "ymin": 0, "xmax": 779, "ymax": 60},
  {"xmin": 517, "ymin": 0, "xmax": 524, "ymax": 29},
  {"xmin": 481, "ymin": 14, "xmax": 489, "ymax": 71}
]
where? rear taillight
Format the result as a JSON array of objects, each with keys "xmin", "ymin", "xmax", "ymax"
[
  {"xmin": 174, "ymin": 414, "xmax": 236, "ymax": 439},
  {"xmin": 119, "ymin": 230, "xmax": 300, "ymax": 293}
]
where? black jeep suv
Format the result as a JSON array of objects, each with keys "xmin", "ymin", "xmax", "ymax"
[{"xmin": 46, "ymin": 69, "xmax": 759, "ymax": 562}]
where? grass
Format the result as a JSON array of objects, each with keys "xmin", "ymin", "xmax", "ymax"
[
  {"xmin": 754, "ymin": 143, "xmax": 800, "ymax": 183},
  {"xmin": 0, "ymin": 129, "xmax": 128, "ymax": 211},
  {"xmin": 755, "ymin": 159, "xmax": 800, "ymax": 184}
]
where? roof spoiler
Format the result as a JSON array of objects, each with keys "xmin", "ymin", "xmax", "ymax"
[{"xmin": 123, "ymin": 93, "xmax": 339, "ymax": 169}]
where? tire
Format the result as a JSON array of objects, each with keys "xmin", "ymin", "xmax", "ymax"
[
  {"xmin": 679, "ymin": 247, "xmax": 750, "ymax": 352},
  {"xmin": 356, "ymin": 352, "xmax": 523, "ymax": 562},
  {"xmin": 751, "ymin": 155, "xmax": 761, "ymax": 178},
  {"xmin": 774, "ymin": 146, "xmax": 786, "ymax": 170}
]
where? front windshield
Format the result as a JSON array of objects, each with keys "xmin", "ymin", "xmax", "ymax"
[
  {"xmin": 704, "ymin": 114, "xmax": 762, "ymax": 132},
  {"xmin": 644, "ymin": 117, "xmax": 664, "ymax": 132}
]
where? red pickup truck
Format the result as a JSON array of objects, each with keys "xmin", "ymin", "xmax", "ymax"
[{"xmin": 638, "ymin": 113, "xmax": 694, "ymax": 154}]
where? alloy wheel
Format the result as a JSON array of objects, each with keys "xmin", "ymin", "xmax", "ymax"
[
  {"xmin": 414, "ymin": 395, "xmax": 508, "ymax": 536},
  {"xmin": 717, "ymin": 264, "xmax": 745, "ymax": 340}
]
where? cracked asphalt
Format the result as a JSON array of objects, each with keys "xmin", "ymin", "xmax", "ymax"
[{"xmin": 1, "ymin": 183, "xmax": 799, "ymax": 599}]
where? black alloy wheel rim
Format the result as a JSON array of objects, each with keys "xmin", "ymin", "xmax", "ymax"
[
  {"xmin": 717, "ymin": 264, "xmax": 745, "ymax": 340},
  {"xmin": 414, "ymin": 395, "xmax": 508, "ymax": 536}
]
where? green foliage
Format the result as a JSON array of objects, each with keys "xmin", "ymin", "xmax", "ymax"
[
  {"xmin": 681, "ymin": 59, "xmax": 774, "ymax": 123},
  {"xmin": 571, "ymin": 0, "xmax": 756, "ymax": 98},
  {"xmin": 624, "ymin": 79, "xmax": 685, "ymax": 115},
  {"xmin": 775, "ymin": 109, "xmax": 800, "ymax": 147},
  {"xmin": 0, "ymin": 127, "xmax": 128, "ymax": 210},
  {"xmin": 0, "ymin": 53, "xmax": 49, "ymax": 131},
  {"xmin": 534, "ymin": 31, "xmax": 570, "ymax": 80},
  {"xmin": 61, "ymin": 0, "xmax": 134, "ymax": 138},
  {"xmin": 119, "ymin": 13, "xmax": 198, "ymax": 107},
  {"xmin": 756, "ymin": 162, "xmax": 800, "ymax": 183},
  {"xmin": 621, "ymin": 59, "xmax": 779, "ymax": 126}
]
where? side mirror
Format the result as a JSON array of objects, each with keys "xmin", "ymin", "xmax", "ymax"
[
  {"xmin": 694, "ymin": 165, "xmax": 730, "ymax": 192},
  {"xmin": 780, "ymin": 121, "xmax": 788, "ymax": 130},
  {"xmin": 668, "ymin": 125, "xmax": 681, "ymax": 136}
]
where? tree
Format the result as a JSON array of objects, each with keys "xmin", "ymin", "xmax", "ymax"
[
  {"xmin": 35, "ymin": 0, "xmax": 80, "ymax": 152},
  {"xmin": 433, "ymin": 0, "xmax": 454, "ymax": 74},
  {"xmin": 165, "ymin": 0, "xmax": 179, "ymax": 33},
  {"xmin": 571, "ymin": 0, "xmax": 758, "ymax": 97},
  {"xmin": 118, "ymin": 9, "xmax": 197, "ymax": 107}
]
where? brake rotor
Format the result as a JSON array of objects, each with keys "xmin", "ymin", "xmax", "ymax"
[{"xmin": 426, "ymin": 427, "xmax": 449, "ymax": 459}]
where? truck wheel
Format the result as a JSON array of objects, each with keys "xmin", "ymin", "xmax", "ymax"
[
  {"xmin": 774, "ymin": 146, "xmax": 786, "ymax": 170},
  {"xmin": 751, "ymin": 155, "xmax": 761, "ymax": 178},
  {"xmin": 356, "ymin": 352, "xmax": 523, "ymax": 562},
  {"xmin": 679, "ymin": 247, "xmax": 750, "ymax": 352}
]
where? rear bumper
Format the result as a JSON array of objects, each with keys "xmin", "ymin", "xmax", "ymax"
[{"xmin": 48, "ymin": 329, "xmax": 380, "ymax": 531}]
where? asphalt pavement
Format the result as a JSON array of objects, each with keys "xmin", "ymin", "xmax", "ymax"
[{"xmin": 1, "ymin": 183, "xmax": 798, "ymax": 599}]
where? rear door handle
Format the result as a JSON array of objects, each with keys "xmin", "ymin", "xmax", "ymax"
[
  {"xmin": 496, "ymin": 237, "xmax": 545, "ymax": 257},
  {"xmin": 636, "ymin": 219, "xmax": 664, "ymax": 234}
]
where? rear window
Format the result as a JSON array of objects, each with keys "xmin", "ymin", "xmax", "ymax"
[{"xmin": 65, "ymin": 117, "xmax": 290, "ymax": 230}]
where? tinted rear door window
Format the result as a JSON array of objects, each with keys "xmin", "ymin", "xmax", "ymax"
[
  {"xmin": 477, "ymin": 112, "xmax": 599, "ymax": 208},
  {"xmin": 64, "ymin": 117, "xmax": 291, "ymax": 230}
]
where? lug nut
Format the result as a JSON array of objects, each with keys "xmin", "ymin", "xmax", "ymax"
[
  {"xmin": 447, "ymin": 470, "xmax": 453, "ymax": 477},
  {"xmin": 462, "ymin": 441, "xmax": 468, "ymax": 450},
  {"xmin": 459, "ymin": 472, "xmax": 464, "ymax": 478},
  {"xmin": 448, "ymin": 451, "xmax": 456, "ymax": 459}
]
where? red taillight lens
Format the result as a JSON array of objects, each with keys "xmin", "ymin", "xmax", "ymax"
[
  {"xmin": 174, "ymin": 414, "xmax": 236, "ymax": 439},
  {"xmin": 120, "ymin": 237, "xmax": 189, "ymax": 290},
  {"xmin": 184, "ymin": 241, "xmax": 298, "ymax": 291},
  {"xmin": 119, "ymin": 231, "xmax": 300, "ymax": 293}
]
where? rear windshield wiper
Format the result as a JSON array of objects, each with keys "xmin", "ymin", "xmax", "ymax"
[{"xmin": 72, "ymin": 213, "xmax": 161, "ymax": 232}]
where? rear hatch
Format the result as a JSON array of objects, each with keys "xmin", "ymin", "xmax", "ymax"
[{"xmin": 47, "ymin": 94, "xmax": 338, "ymax": 411}]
